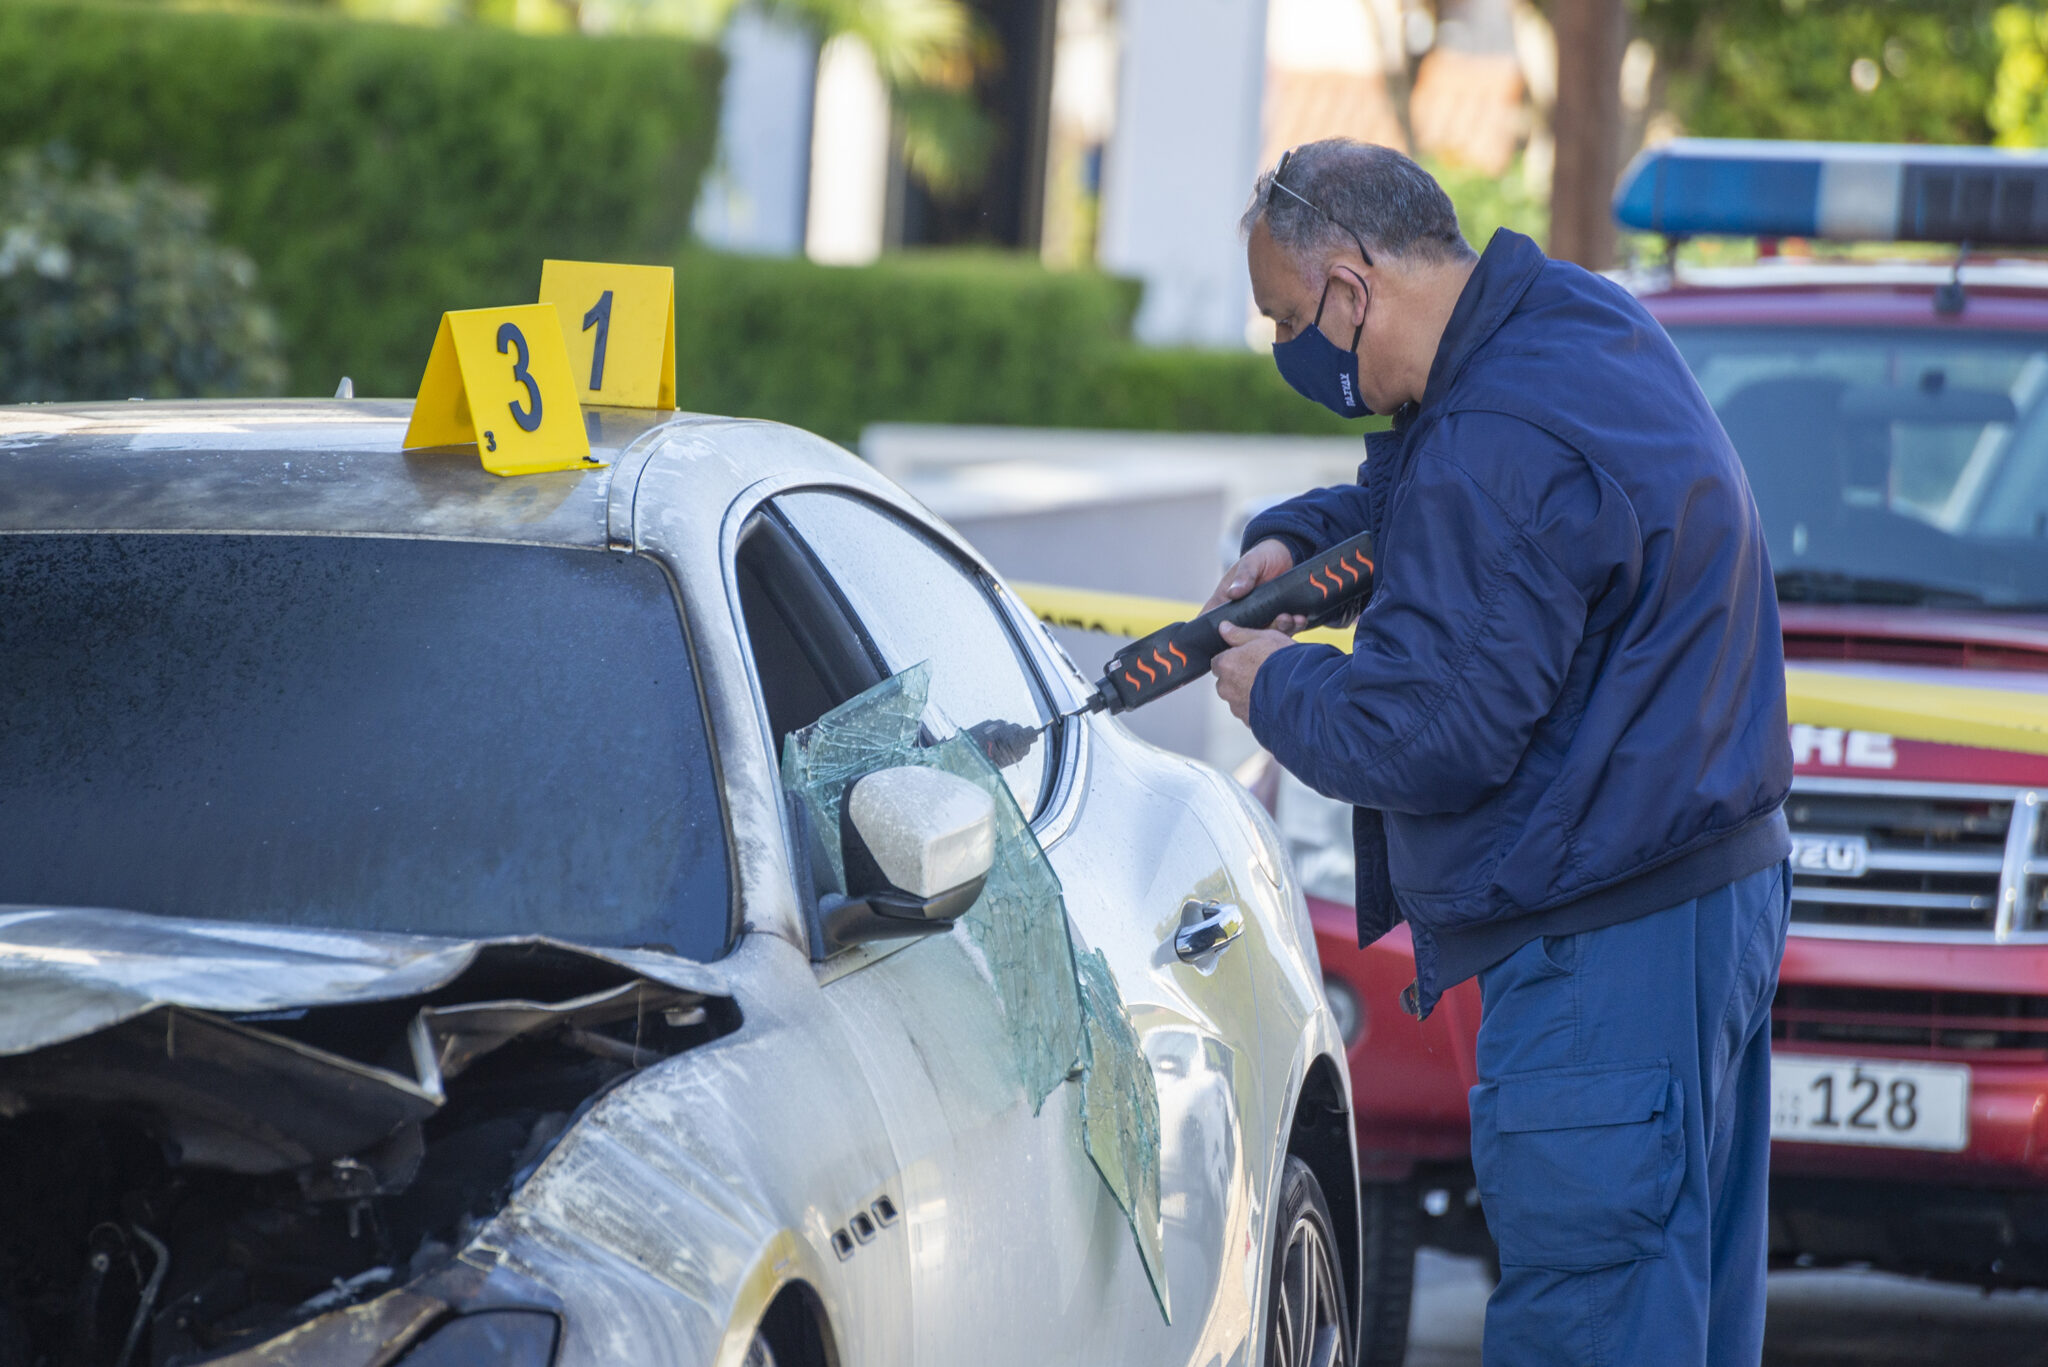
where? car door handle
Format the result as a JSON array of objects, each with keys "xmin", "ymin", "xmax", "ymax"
[{"xmin": 1175, "ymin": 899, "xmax": 1244, "ymax": 963}]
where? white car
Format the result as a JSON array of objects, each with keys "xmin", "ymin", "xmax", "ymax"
[{"xmin": 0, "ymin": 401, "xmax": 1358, "ymax": 1367}]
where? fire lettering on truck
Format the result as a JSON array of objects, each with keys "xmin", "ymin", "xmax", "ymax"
[{"xmin": 1789, "ymin": 724, "xmax": 1897, "ymax": 769}]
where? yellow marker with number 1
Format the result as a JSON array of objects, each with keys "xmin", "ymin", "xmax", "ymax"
[
  {"xmin": 404, "ymin": 304, "xmax": 597, "ymax": 476},
  {"xmin": 538, "ymin": 260, "xmax": 677, "ymax": 410}
]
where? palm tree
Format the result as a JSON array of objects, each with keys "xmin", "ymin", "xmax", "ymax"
[
  {"xmin": 764, "ymin": 0, "xmax": 992, "ymax": 194},
  {"xmin": 337, "ymin": 0, "xmax": 993, "ymax": 195}
]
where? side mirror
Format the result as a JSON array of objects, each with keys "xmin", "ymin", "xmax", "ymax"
[{"xmin": 817, "ymin": 766, "xmax": 997, "ymax": 955}]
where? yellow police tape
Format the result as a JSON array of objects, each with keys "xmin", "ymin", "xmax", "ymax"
[
  {"xmin": 1014, "ymin": 581, "xmax": 1357, "ymax": 652},
  {"xmin": 1011, "ymin": 581, "xmax": 2048, "ymax": 758}
]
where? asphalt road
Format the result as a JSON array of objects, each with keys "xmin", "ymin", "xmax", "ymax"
[{"xmin": 1402, "ymin": 1249, "xmax": 2048, "ymax": 1367}]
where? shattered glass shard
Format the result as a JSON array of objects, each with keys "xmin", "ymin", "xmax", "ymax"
[
  {"xmin": 918, "ymin": 749, "xmax": 1088, "ymax": 1115},
  {"xmin": 782, "ymin": 665, "xmax": 1167, "ymax": 1321},
  {"xmin": 1075, "ymin": 945, "xmax": 1169, "ymax": 1321},
  {"xmin": 781, "ymin": 665, "xmax": 1086, "ymax": 1110},
  {"xmin": 779, "ymin": 667, "xmax": 928, "ymax": 899}
]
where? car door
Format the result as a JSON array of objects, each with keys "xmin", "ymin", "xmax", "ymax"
[
  {"xmin": 767, "ymin": 489, "xmax": 1267, "ymax": 1366},
  {"xmin": 728, "ymin": 492, "xmax": 1088, "ymax": 1367},
  {"xmin": 1036, "ymin": 738, "xmax": 1272, "ymax": 1365}
]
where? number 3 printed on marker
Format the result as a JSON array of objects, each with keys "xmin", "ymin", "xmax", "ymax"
[{"xmin": 496, "ymin": 322, "xmax": 543, "ymax": 433}]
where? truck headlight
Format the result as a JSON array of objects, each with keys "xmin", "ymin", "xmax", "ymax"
[{"xmin": 1322, "ymin": 974, "xmax": 1365, "ymax": 1046}]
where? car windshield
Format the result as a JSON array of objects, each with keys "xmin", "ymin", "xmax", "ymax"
[
  {"xmin": 0, "ymin": 533, "xmax": 732, "ymax": 959},
  {"xmin": 1666, "ymin": 325, "xmax": 2048, "ymax": 609}
]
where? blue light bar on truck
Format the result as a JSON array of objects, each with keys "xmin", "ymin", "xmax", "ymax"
[{"xmin": 1613, "ymin": 139, "xmax": 2048, "ymax": 245}]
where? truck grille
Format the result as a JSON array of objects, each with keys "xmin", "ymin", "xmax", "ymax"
[
  {"xmin": 1785, "ymin": 779, "xmax": 2047, "ymax": 941},
  {"xmin": 1774, "ymin": 984, "xmax": 2048, "ymax": 1058}
]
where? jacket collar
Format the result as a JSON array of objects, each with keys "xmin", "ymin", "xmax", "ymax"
[{"xmin": 1418, "ymin": 228, "xmax": 1548, "ymax": 412}]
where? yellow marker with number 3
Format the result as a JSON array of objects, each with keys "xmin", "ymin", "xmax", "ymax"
[
  {"xmin": 404, "ymin": 304, "xmax": 598, "ymax": 476},
  {"xmin": 537, "ymin": 260, "xmax": 677, "ymax": 410}
]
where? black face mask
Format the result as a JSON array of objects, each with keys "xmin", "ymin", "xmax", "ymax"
[{"xmin": 1272, "ymin": 275, "xmax": 1370, "ymax": 418}]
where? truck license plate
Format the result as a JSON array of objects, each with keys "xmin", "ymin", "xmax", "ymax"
[{"xmin": 1770, "ymin": 1056, "xmax": 1970, "ymax": 1151}]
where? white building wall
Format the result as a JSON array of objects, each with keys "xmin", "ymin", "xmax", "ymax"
[
  {"xmin": 693, "ymin": 7, "xmax": 817, "ymax": 256},
  {"xmin": 1098, "ymin": 0, "xmax": 1271, "ymax": 347},
  {"xmin": 805, "ymin": 35, "xmax": 893, "ymax": 265}
]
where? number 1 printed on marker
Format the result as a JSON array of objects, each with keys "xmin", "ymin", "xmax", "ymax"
[{"xmin": 583, "ymin": 289, "xmax": 613, "ymax": 392}]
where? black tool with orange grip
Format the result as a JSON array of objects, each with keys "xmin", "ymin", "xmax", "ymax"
[{"xmin": 1084, "ymin": 530, "xmax": 1378, "ymax": 716}]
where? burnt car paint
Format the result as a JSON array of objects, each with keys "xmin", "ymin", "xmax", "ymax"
[{"xmin": 0, "ymin": 401, "xmax": 1357, "ymax": 1367}]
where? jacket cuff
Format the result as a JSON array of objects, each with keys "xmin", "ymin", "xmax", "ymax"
[
  {"xmin": 1238, "ymin": 522, "xmax": 1317, "ymax": 564},
  {"xmin": 1246, "ymin": 641, "xmax": 1343, "ymax": 760}
]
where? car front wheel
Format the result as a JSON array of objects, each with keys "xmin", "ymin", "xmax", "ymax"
[{"xmin": 1266, "ymin": 1155, "xmax": 1354, "ymax": 1367}]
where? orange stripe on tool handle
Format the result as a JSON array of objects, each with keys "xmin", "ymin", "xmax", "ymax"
[
  {"xmin": 1168, "ymin": 642, "xmax": 1188, "ymax": 666},
  {"xmin": 1311, "ymin": 570, "xmax": 1332, "ymax": 598},
  {"xmin": 1153, "ymin": 649, "xmax": 1175, "ymax": 675},
  {"xmin": 1334, "ymin": 557, "xmax": 1358, "ymax": 585},
  {"xmin": 1134, "ymin": 655, "xmax": 1157, "ymax": 683},
  {"xmin": 1123, "ymin": 671, "xmax": 1142, "ymax": 691},
  {"xmin": 1354, "ymin": 550, "xmax": 1375, "ymax": 575}
]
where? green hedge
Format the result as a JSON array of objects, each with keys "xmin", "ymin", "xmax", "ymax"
[
  {"xmin": 0, "ymin": 2, "xmax": 1358, "ymax": 437},
  {"xmin": 672, "ymin": 249, "xmax": 1359, "ymax": 443},
  {"xmin": 0, "ymin": 1, "xmax": 723, "ymax": 396},
  {"xmin": 1087, "ymin": 346, "xmax": 1361, "ymax": 437},
  {"xmin": 0, "ymin": 148, "xmax": 287, "ymax": 402}
]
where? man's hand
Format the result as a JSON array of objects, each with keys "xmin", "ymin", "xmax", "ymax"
[
  {"xmin": 1213, "ymin": 620, "xmax": 1296, "ymax": 725},
  {"xmin": 1204, "ymin": 538, "xmax": 1310, "ymax": 635}
]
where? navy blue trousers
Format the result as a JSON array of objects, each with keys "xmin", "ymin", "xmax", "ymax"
[{"xmin": 1470, "ymin": 861, "xmax": 1791, "ymax": 1367}]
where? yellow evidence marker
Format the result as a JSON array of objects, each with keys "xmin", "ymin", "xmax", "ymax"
[
  {"xmin": 403, "ymin": 303, "xmax": 598, "ymax": 476},
  {"xmin": 537, "ymin": 260, "xmax": 677, "ymax": 410}
]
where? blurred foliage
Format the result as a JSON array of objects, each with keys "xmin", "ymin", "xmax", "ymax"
[
  {"xmin": 324, "ymin": 0, "xmax": 996, "ymax": 198},
  {"xmin": 1083, "ymin": 347, "xmax": 1359, "ymax": 437},
  {"xmin": 1637, "ymin": 0, "xmax": 1998, "ymax": 145},
  {"xmin": 778, "ymin": 0, "xmax": 998, "ymax": 196},
  {"xmin": 0, "ymin": 147, "xmax": 286, "ymax": 402},
  {"xmin": 891, "ymin": 79, "xmax": 999, "ymax": 196},
  {"xmin": 0, "ymin": 0, "xmax": 722, "ymax": 397},
  {"xmin": 1425, "ymin": 155, "xmax": 1551, "ymax": 252},
  {"xmin": 671, "ymin": 249, "xmax": 1354, "ymax": 443},
  {"xmin": 1992, "ymin": 5, "xmax": 2048, "ymax": 144}
]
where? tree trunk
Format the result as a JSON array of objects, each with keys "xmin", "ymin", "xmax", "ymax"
[{"xmin": 1546, "ymin": 0, "xmax": 1627, "ymax": 268}]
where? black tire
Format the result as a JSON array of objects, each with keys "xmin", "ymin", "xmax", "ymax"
[
  {"xmin": 1266, "ymin": 1155, "xmax": 1355, "ymax": 1367},
  {"xmin": 1355, "ymin": 1180, "xmax": 1420, "ymax": 1367}
]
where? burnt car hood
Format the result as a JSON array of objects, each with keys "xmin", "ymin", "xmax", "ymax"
[{"xmin": 0, "ymin": 905, "xmax": 733, "ymax": 1174}]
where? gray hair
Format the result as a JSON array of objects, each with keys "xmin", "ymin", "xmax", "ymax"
[{"xmin": 1241, "ymin": 139, "xmax": 1475, "ymax": 270}]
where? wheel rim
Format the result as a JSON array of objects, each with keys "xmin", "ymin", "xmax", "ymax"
[{"xmin": 1270, "ymin": 1209, "xmax": 1347, "ymax": 1367}]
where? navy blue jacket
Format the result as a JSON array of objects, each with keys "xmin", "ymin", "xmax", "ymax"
[{"xmin": 1245, "ymin": 229, "xmax": 1791, "ymax": 1017}]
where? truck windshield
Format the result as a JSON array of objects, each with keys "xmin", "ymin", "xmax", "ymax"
[
  {"xmin": 1667, "ymin": 325, "xmax": 2048, "ymax": 609},
  {"xmin": 0, "ymin": 534, "xmax": 732, "ymax": 961}
]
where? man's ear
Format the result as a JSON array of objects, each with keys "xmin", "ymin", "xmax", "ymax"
[{"xmin": 1327, "ymin": 265, "xmax": 1370, "ymax": 338}]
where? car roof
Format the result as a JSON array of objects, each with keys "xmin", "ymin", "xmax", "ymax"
[
  {"xmin": 1629, "ymin": 260, "xmax": 2048, "ymax": 292},
  {"xmin": 1616, "ymin": 259, "xmax": 2048, "ymax": 331},
  {"xmin": 0, "ymin": 399, "xmax": 827, "ymax": 546}
]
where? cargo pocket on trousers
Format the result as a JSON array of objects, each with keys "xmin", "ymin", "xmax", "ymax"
[{"xmin": 1470, "ymin": 1061, "xmax": 1683, "ymax": 1270}]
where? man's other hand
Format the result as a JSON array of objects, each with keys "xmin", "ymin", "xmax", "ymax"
[
  {"xmin": 1214, "ymin": 620, "xmax": 1296, "ymax": 724},
  {"xmin": 1207, "ymin": 538, "xmax": 1310, "ymax": 635}
]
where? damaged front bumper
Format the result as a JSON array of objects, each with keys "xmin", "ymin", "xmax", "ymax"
[{"xmin": 0, "ymin": 907, "xmax": 734, "ymax": 1367}]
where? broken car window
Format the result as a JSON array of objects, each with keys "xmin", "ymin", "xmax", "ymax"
[
  {"xmin": 780, "ymin": 664, "xmax": 1167, "ymax": 1315},
  {"xmin": 774, "ymin": 490, "xmax": 1058, "ymax": 817},
  {"xmin": 779, "ymin": 665, "xmax": 1087, "ymax": 1110}
]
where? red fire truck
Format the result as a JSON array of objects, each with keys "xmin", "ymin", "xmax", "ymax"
[{"xmin": 1257, "ymin": 141, "xmax": 2048, "ymax": 1364}]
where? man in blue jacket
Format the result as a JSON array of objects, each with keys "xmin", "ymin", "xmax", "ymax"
[{"xmin": 1211, "ymin": 139, "xmax": 1793, "ymax": 1366}]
